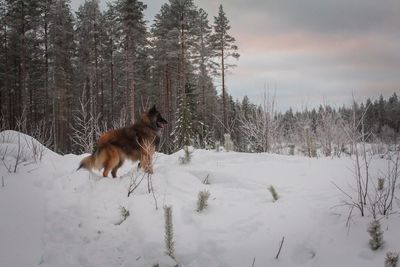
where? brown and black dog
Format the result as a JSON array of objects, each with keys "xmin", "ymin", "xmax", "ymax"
[{"xmin": 78, "ymin": 105, "xmax": 167, "ymax": 177}]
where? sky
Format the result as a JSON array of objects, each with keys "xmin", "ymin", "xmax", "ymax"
[{"xmin": 71, "ymin": 0, "xmax": 400, "ymax": 111}]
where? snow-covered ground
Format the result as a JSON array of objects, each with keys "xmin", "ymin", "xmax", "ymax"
[{"xmin": 0, "ymin": 130, "xmax": 399, "ymax": 267}]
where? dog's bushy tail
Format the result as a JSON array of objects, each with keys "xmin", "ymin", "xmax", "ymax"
[{"xmin": 78, "ymin": 155, "xmax": 95, "ymax": 171}]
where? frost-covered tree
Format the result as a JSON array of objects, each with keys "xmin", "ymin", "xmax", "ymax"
[{"xmin": 238, "ymin": 90, "xmax": 278, "ymax": 152}]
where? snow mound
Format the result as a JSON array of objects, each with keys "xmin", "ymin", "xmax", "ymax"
[{"xmin": 0, "ymin": 130, "xmax": 58, "ymax": 164}]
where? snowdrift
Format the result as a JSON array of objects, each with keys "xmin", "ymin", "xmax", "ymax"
[{"xmin": 0, "ymin": 132, "xmax": 399, "ymax": 267}]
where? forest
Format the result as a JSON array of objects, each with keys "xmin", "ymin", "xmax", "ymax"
[{"xmin": 0, "ymin": 0, "xmax": 399, "ymax": 155}]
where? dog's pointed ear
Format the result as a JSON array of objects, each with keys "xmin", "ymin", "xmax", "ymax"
[{"xmin": 148, "ymin": 105, "xmax": 157, "ymax": 115}]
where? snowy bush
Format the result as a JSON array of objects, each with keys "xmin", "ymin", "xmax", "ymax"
[
  {"xmin": 288, "ymin": 144, "xmax": 295, "ymax": 156},
  {"xmin": 367, "ymin": 220, "xmax": 384, "ymax": 250},
  {"xmin": 196, "ymin": 190, "xmax": 210, "ymax": 212},
  {"xmin": 164, "ymin": 205, "xmax": 175, "ymax": 259},
  {"xmin": 303, "ymin": 127, "xmax": 316, "ymax": 158},
  {"xmin": 224, "ymin": 133, "xmax": 234, "ymax": 152},
  {"xmin": 385, "ymin": 252, "xmax": 399, "ymax": 267},
  {"xmin": 70, "ymin": 95, "xmax": 101, "ymax": 154},
  {"xmin": 215, "ymin": 141, "xmax": 221, "ymax": 152},
  {"xmin": 268, "ymin": 185, "xmax": 279, "ymax": 202}
]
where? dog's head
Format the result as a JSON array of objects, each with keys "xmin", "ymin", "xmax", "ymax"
[{"xmin": 143, "ymin": 105, "xmax": 168, "ymax": 130}]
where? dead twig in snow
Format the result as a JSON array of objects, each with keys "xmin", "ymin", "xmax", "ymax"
[{"xmin": 275, "ymin": 236, "xmax": 285, "ymax": 259}]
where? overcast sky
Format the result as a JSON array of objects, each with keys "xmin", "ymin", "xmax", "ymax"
[{"xmin": 71, "ymin": 0, "xmax": 400, "ymax": 111}]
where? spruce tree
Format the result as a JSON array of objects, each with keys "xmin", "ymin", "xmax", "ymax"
[{"xmin": 173, "ymin": 91, "xmax": 194, "ymax": 149}]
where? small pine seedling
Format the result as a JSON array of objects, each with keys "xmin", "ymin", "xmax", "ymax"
[
  {"xmin": 385, "ymin": 252, "xmax": 399, "ymax": 267},
  {"xmin": 164, "ymin": 205, "xmax": 175, "ymax": 259},
  {"xmin": 115, "ymin": 206, "xmax": 130, "ymax": 225},
  {"xmin": 179, "ymin": 146, "xmax": 192, "ymax": 164},
  {"xmin": 377, "ymin": 178, "xmax": 385, "ymax": 191},
  {"xmin": 120, "ymin": 206, "xmax": 130, "ymax": 221},
  {"xmin": 367, "ymin": 220, "xmax": 384, "ymax": 250},
  {"xmin": 196, "ymin": 190, "xmax": 210, "ymax": 212},
  {"xmin": 268, "ymin": 185, "xmax": 279, "ymax": 202}
]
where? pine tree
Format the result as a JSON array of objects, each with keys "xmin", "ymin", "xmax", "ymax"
[
  {"xmin": 151, "ymin": 0, "xmax": 204, "ymax": 152},
  {"xmin": 115, "ymin": 0, "xmax": 147, "ymax": 123},
  {"xmin": 102, "ymin": 3, "xmax": 117, "ymax": 123},
  {"xmin": 385, "ymin": 252, "xmax": 399, "ymax": 267},
  {"xmin": 151, "ymin": 2, "xmax": 181, "ymax": 148},
  {"xmin": 75, "ymin": 0, "xmax": 105, "ymax": 119},
  {"xmin": 210, "ymin": 4, "xmax": 239, "ymax": 129},
  {"xmin": 192, "ymin": 8, "xmax": 217, "ymax": 148},
  {"xmin": 164, "ymin": 205, "xmax": 175, "ymax": 259},
  {"xmin": 367, "ymin": 220, "xmax": 384, "ymax": 250},
  {"xmin": 3, "ymin": 0, "xmax": 43, "ymax": 129},
  {"xmin": 0, "ymin": 0, "xmax": 8, "ymax": 124},
  {"xmin": 38, "ymin": 0, "xmax": 53, "ymax": 128},
  {"xmin": 193, "ymin": 8, "xmax": 213, "ymax": 120},
  {"xmin": 48, "ymin": 0, "xmax": 75, "ymax": 152}
]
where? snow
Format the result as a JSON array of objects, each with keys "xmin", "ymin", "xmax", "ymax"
[{"xmin": 1, "ymin": 131, "xmax": 399, "ymax": 267}]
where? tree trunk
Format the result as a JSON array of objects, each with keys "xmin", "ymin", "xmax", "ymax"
[
  {"xmin": 44, "ymin": 9, "xmax": 49, "ymax": 124},
  {"xmin": 19, "ymin": 0, "xmax": 27, "ymax": 121},
  {"xmin": 126, "ymin": 37, "xmax": 135, "ymax": 124},
  {"xmin": 110, "ymin": 47, "xmax": 114, "ymax": 122},
  {"xmin": 221, "ymin": 45, "xmax": 226, "ymax": 127}
]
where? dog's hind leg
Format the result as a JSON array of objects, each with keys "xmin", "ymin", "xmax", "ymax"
[
  {"xmin": 111, "ymin": 160, "xmax": 124, "ymax": 178},
  {"xmin": 102, "ymin": 147, "xmax": 119, "ymax": 178}
]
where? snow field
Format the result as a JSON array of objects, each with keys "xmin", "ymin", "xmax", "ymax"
[{"xmin": 1, "ymin": 131, "xmax": 399, "ymax": 267}]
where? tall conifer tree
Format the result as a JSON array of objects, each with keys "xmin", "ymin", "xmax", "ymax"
[{"xmin": 210, "ymin": 4, "xmax": 239, "ymax": 129}]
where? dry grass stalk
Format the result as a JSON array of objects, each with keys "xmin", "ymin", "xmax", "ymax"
[{"xmin": 139, "ymin": 139, "xmax": 156, "ymax": 174}]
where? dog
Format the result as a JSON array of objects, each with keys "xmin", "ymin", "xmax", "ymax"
[{"xmin": 78, "ymin": 105, "xmax": 167, "ymax": 177}]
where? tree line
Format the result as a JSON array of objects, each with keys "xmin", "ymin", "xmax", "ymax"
[
  {"xmin": 232, "ymin": 92, "xmax": 399, "ymax": 155},
  {"xmin": 0, "ymin": 0, "xmax": 398, "ymax": 155},
  {"xmin": 0, "ymin": 0, "xmax": 239, "ymax": 153}
]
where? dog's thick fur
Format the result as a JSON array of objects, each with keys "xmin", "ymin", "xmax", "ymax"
[{"xmin": 78, "ymin": 105, "xmax": 167, "ymax": 177}]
